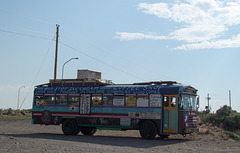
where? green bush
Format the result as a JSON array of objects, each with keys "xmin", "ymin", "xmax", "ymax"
[
  {"xmin": 216, "ymin": 105, "xmax": 232, "ymax": 117},
  {"xmin": 24, "ymin": 109, "xmax": 32, "ymax": 114},
  {"xmin": 199, "ymin": 105, "xmax": 240, "ymax": 132},
  {"xmin": 7, "ymin": 108, "xmax": 13, "ymax": 115},
  {"xmin": 198, "ymin": 112, "xmax": 216, "ymax": 125},
  {"xmin": 226, "ymin": 113, "xmax": 240, "ymax": 131},
  {"xmin": 201, "ymin": 105, "xmax": 240, "ymax": 131},
  {"xmin": 225, "ymin": 131, "xmax": 240, "ymax": 141},
  {"xmin": 216, "ymin": 105, "xmax": 240, "ymax": 131}
]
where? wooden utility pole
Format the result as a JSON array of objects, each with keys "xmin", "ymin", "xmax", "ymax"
[{"xmin": 54, "ymin": 24, "xmax": 60, "ymax": 81}]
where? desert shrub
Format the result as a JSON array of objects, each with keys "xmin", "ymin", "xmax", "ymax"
[
  {"xmin": 215, "ymin": 105, "xmax": 240, "ymax": 131},
  {"xmin": 225, "ymin": 131, "xmax": 240, "ymax": 141},
  {"xmin": 199, "ymin": 105, "xmax": 240, "ymax": 131},
  {"xmin": 198, "ymin": 112, "xmax": 216, "ymax": 124},
  {"xmin": 216, "ymin": 105, "xmax": 232, "ymax": 122},
  {"xmin": 24, "ymin": 109, "xmax": 32, "ymax": 114},
  {"xmin": 7, "ymin": 108, "xmax": 13, "ymax": 115},
  {"xmin": 198, "ymin": 111, "xmax": 218, "ymax": 125},
  {"xmin": 224, "ymin": 113, "xmax": 240, "ymax": 131}
]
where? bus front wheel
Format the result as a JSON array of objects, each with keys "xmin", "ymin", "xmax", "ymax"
[
  {"xmin": 139, "ymin": 121, "xmax": 157, "ymax": 139},
  {"xmin": 62, "ymin": 119, "xmax": 79, "ymax": 135},
  {"xmin": 81, "ymin": 127, "xmax": 97, "ymax": 135}
]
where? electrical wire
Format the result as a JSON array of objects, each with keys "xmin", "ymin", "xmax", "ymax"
[
  {"xmin": 19, "ymin": 36, "xmax": 56, "ymax": 109},
  {"xmin": 32, "ymin": 36, "xmax": 56, "ymax": 84},
  {"xmin": 19, "ymin": 39, "xmax": 147, "ymax": 109},
  {"xmin": 0, "ymin": 29, "xmax": 51, "ymax": 40},
  {"xmin": 0, "ymin": 28, "xmax": 161, "ymax": 82},
  {"xmin": 59, "ymin": 41, "xmax": 147, "ymax": 81},
  {"xmin": 1, "ymin": 29, "xmax": 162, "ymax": 108},
  {"xmin": 1, "ymin": 28, "xmax": 147, "ymax": 80}
]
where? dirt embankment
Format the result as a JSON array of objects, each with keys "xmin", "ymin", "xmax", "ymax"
[{"xmin": 0, "ymin": 119, "xmax": 240, "ymax": 153}]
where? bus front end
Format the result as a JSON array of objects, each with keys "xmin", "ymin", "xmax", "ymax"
[
  {"xmin": 183, "ymin": 111, "xmax": 198, "ymax": 134},
  {"xmin": 178, "ymin": 87, "xmax": 199, "ymax": 136}
]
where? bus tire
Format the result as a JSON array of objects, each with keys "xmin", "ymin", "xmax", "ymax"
[
  {"xmin": 81, "ymin": 127, "xmax": 97, "ymax": 135},
  {"xmin": 72, "ymin": 126, "xmax": 80, "ymax": 135},
  {"xmin": 62, "ymin": 119, "xmax": 79, "ymax": 135},
  {"xmin": 139, "ymin": 120, "xmax": 157, "ymax": 140}
]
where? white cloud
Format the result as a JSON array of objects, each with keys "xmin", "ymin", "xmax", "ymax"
[
  {"xmin": 138, "ymin": 3, "xmax": 172, "ymax": 19},
  {"xmin": 115, "ymin": 0, "xmax": 240, "ymax": 50},
  {"xmin": 114, "ymin": 32, "xmax": 167, "ymax": 40},
  {"xmin": 174, "ymin": 34, "xmax": 240, "ymax": 50},
  {"xmin": 169, "ymin": 24, "xmax": 227, "ymax": 43}
]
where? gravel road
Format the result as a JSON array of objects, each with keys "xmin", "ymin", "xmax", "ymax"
[{"xmin": 0, "ymin": 119, "xmax": 240, "ymax": 153}]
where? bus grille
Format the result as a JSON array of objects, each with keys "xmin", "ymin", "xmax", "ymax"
[{"xmin": 188, "ymin": 116, "xmax": 197, "ymax": 127}]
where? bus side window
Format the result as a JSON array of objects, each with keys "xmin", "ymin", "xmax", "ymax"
[
  {"xmin": 126, "ymin": 94, "xmax": 136, "ymax": 106},
  {"xmin": 102, "ymin": 94, "xmax": 113, "ymax": 106},
  {"xmin": 113, "ymin": 95, "xmax": 124, "ymax": 106},
  {"xmin": 137, "ymin": 94, "xmax": 148, "ymax": 107},
  {"xmin": 164, "ymin": 96, "xmax": 169, "ymax": 107},
  {"xmin": 171, "ymin": 96, "xmax": 176, "ymax": 107},
  {"xmin": 92, "ymin": 94, "xmax": 102, "ymax": 105},
  {"xmin": 35, "ymin": 95, "xmax": 44, "ymax": 106},
  {"xmin": 44, "ymin": 95, "xmax": 55, "ymax": 105},
  {"xmin": 56, "ymin": 95, "xmax": 67, "ymax": 105},
  {"xmin": 69, "ymin": 94, "xmax": 80, "ymax": 105}
]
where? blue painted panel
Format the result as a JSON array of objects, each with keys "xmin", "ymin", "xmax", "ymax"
[
  {"xmin": 32, "ymin": 105, "xmax": 79, "ymax": 112},
  {"xmin": 32, "ymin": 105, "xmax": 162, "ymax": 114},
  {"xmin": 91, "ymin": 107, "xmax": 161, "ymax": 114},
  {"xmin": 34, "ymin": 85, "xmax": 182, "ymax": 95},
  {"xmin": 171, "ymin": 110, "xmax": 176, "ymax": 130},
  {"xmin": 164, "ymin": 110, "xmax": 169, "ymax": 130}
]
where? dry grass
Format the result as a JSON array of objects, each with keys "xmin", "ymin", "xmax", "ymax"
[{"xmin": 0, "ymin": 108, "xmax": 31, "ymax": 120}]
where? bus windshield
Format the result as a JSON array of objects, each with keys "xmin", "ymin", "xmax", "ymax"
[{"xmin": 179, "ymin": 95, "xmax": 197, "ymax": 111}]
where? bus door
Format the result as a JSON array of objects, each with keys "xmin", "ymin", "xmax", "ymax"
[
  {"xmin": 79, "ymin": 94, "xmax": 91, "ymax": 115},
  {"xmin": 163, "ymin": 95, "xmax": 177, "ymax": 133}
]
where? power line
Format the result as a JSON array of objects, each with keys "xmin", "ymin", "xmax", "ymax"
[
  {"xmin": 0, "ymin": 29, "xmax": 51, "ymax": 40},
  {"xmin": 32, "ymin": 36, "xmax": 56, "ymax": 85},
  {"xmin": 1, "ymin": 28, "xmax": 146, "ymax": 81},
  {"xmin": 0, "ymin": 28, "xmax": 55, "ymax": 109},
  {"xmin": 19, "ymin": 36, "xmax": 56, "ymax": 109},
  {"xmin": 59, "ymin": 41, "xmax": 147, "ymax": 81}
]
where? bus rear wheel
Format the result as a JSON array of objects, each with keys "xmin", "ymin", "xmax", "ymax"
[
  {"xmin": 62, "ymin": 119, "xmax": 79, "ymax": 135},
  {"xmin": 139, "ymin": 121, "xmax": 157, "ymax": 139},
  {"xmin": 81, "ymin": 127, "xmax": 97, "ymax": 135}
]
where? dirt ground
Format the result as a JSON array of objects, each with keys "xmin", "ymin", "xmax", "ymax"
[{"xmin": 0, "ymin": 119, "xmax": 240, "ymax": 153}]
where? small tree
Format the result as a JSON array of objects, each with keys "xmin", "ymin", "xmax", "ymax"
[
  {"xmin": 7, "ymin": 108, "xmax": 13, "ymax": 115},
  {"xmin": 216, "ymin": 105, "xmax": 232, "ymax": 117},
  {"xmin": 215, "ymin": 105, "xmax": 240, "ymax": 131}
]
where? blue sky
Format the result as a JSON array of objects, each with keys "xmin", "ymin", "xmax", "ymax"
[{"xmin": 0, "ymin": 0, "xmax": 239, "ymax": 112}]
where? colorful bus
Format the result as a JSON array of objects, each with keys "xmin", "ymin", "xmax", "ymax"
[{"xmin": 32, "ymin": 79, "xmax": 199, "ymax": 139}]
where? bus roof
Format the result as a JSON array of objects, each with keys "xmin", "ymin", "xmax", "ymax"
[{"xmin": 34, "ymin": 83, "xmax": 197, "ymax": 95}]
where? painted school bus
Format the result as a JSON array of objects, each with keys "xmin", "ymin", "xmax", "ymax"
[{"xmin": 32, "ymin": 80, "xmax": 198, "ymax": 139}]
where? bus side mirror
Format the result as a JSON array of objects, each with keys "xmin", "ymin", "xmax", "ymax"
[{"xmin": 197, "ymin": 96, "xmax": 200, "ymax": 109}]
